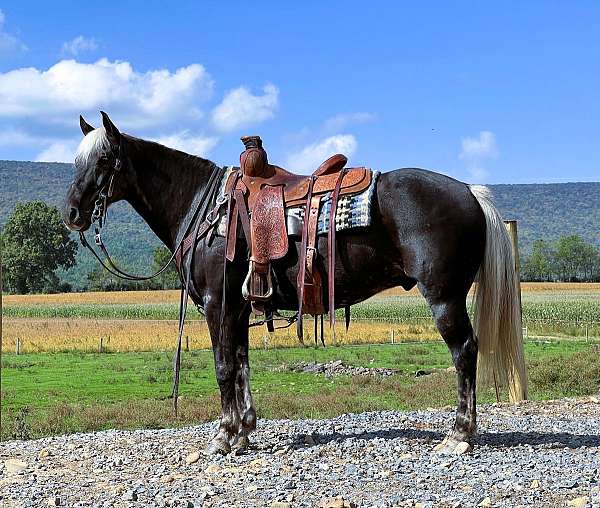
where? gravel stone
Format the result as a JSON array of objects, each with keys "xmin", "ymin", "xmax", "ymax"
[{"xmin": 1, "ymin": 398, "xmax": 598, "ymax": 507}]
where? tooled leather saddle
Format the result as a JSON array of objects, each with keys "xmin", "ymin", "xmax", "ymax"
[{"xmin": 224, "ymin": 136, "xmax": 372, "ymax": 340}]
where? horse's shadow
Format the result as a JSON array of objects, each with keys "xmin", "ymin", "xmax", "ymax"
[{"xmin": 292, "ymin": 427, "xmax": 600, "ymax": 450}]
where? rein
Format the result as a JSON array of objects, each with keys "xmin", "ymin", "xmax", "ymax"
[
  {"xmin": 78, "ymin": 148, "xmax": 228, "ymax": 416},
  {"xmin": 78, "ymin": 152, "xmax": 227, "ymax": 282}
]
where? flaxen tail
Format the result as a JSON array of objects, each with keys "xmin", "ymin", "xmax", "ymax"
[{"xmin": 469, "ymin": 185, "xmax": 528, "ymax": 402}]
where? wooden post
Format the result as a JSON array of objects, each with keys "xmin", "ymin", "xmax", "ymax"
[
  {"xmin": 504, "ymin": 220, "xmax": 522, "ymax": 312},
  {"xmin": 99, "ymin": 337, "xmax": 103, "ymax": 353},
  {"xmin": 185, "ymin": 335, "xmax": 190, "ymax": 352},
  {"xmin": 16, "ymin": 337, "xmax": 21, "ymax": 355},
  {"xmin": 585, "ymin": 324, "xmax": 589, "ymax": 342},
  {"xmin": 390, "ymin": 329, "xmax": 395, "ymax": 344},
  {"xmin": 504, "ymin": 219, "xmax": 526, "ymax": 402}
]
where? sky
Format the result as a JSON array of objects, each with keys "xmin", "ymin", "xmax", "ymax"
[{"xmin": 0, "ymin": 1, "xmax": 599, "ymax": 184}]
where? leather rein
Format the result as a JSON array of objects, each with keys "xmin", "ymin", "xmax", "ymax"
[
  {"xmin": 78, "ymin": 145, "xmax": 227, "ymax": 282},
  {"xmin": 78, "ymin": 147, "xmax": 228, "ymax": 416}
]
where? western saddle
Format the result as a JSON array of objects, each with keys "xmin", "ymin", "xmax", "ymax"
[{"xmin": 223, "ymin": 136, "xmax": 372, "ymax": 339}]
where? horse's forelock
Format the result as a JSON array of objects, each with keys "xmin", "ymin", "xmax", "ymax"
[{"xmin": 74, "ymin": 127, "xmax": 111, "ymax": 168}]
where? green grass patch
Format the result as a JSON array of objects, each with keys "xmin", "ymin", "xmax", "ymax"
[{"xmin": 2, "ymin": 341, "xmax": 599, "ymax": 440}]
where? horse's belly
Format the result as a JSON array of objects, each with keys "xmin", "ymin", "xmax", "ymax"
[{"xmin": 270, "ymin": 227, "xmax": 413, "ymax": 310}]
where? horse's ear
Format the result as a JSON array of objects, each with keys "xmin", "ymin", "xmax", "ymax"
[
  {"xmin": 100, "ymin": 111, "xmax": 121, "ymax": 145},
  {"xmin": 80, "ymin": 115, "xmax": 94, "ymax": 136}
]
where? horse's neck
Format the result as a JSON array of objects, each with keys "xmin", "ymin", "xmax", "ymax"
[{"xmin": 123, "ymin": 136, "xmax": 216, "ymax": 251}]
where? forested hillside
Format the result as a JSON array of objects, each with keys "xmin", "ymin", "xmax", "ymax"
[{"xmin": 2, "ymin": 160, "xmax": 599, "ymax": 289}]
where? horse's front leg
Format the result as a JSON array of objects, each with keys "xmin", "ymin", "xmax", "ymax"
[
  {"xmin": 204, "ymin": 301, "xmax": 245, "ymax": 455},
  {"xmin": 232, "ymin": 323, "xmax": 256, "ymax": 452}
]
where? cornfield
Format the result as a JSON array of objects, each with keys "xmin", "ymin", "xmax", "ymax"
[{"xmin": 2, "ymin": 283, "xmax": 599, "ymax": 353}]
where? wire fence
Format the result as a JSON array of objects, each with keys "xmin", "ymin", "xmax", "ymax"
[{"xmin": 3, "ymin": 316, "xmax": 600, "ymax": 354}]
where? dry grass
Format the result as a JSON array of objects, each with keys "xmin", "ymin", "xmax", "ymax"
[
  {"xmin": 2, "ymin": 396, "xmax": 222, "ymax": 440},
  {"xmin": 2, "ymin": 318, "xmax": 440, "ymax": 353},
  {"xmin": 5, "ymin": 282, "xmax": 597, "ymax": 307},
  {"xmin": 2, "ymin": 289, "xmax": 183, "ymax": 306}
]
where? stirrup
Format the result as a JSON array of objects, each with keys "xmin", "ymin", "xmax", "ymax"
[{"xmin": 242, "ymin": 260, "xmax": 273, "ymax": 302}]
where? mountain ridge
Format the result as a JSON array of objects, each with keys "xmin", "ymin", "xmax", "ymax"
[{"xmin": 2, "ymin": 160, "xmax": 599, "ymax": 289}]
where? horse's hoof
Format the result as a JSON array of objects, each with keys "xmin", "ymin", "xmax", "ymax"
[
  {"xmin": 205, "ymin": 437, "xmax": 231, "ymax": 456},
  {"xmin": 232, "ymin": 435, "xmax": 250, "ymax": 455},
  {"xmin": 434, "ymin": 437, "xmax": 473, "ymax": 455}
]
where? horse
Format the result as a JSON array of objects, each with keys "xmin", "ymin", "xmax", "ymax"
[{"xmin": 63, "ymin": 111, "xmax": 527, "ymax": 455}]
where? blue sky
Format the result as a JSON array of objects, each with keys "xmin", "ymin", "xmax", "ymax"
[{"xmin": 0, "ymin": 1, "xmax": 599, "ymax": 183}]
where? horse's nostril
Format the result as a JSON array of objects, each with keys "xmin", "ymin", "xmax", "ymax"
[{"xmin": 69, "ymin": 207, "xmax": 80, "ymax": 223}]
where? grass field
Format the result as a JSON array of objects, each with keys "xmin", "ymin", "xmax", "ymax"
[
  {"xmin": 2, "ymin": 340, "xmax": 599, "ymax": 440},
  {"xmin": 2, "ymin": 283, "xmax": 599, "ymax": 441}
]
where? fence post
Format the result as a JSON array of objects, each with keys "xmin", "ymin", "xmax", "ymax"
[
  {"xmin": 586, "ymin": 324, "xmax": 589, "ymax": 342},
  {"xmin": 390, "ymin": 329, "xmax": 395, "ymax": 344},
  {"xmin": 185, "ymin": 335, "xmax": 190, "ymax": 352},
  {"xmin": 16, "ymin": 337, "xmax": 21, "ymax": 355},
  {"xmin": 504, "ymin": 220, "xmax": 522, "ymax": 312},
  {"xmin": 99, "ymin": 337, "xmax": 103, "ymax": 353}
]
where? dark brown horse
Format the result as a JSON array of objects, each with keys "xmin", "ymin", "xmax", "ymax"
[{"xmin": 64, "ymin": 112, "xmax": 527, "ymax": 455}]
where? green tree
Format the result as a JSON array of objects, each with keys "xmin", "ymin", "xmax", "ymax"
[
  {"xmin": 554, "ymin": 235, "xmax": 598, "ymax": 281},
  {"xmin": 1, "ymin": 201, "xmax": 78, "ymax": 293},
  {"xmin": 523, "ymin": 239, "xmax": 555, "ymax": 281},
  {"xmin": 153, "ymin": 246, "xmax": 180, "ymax": 290}
]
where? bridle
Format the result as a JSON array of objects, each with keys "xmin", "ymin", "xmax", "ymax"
[{"xmin": 78, "ymin": 140, "xmax": 226, "ymax": 282}]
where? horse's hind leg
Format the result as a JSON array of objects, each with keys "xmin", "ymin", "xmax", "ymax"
[{"xmin": 425, "ymin": 293, "xmax": 478, "ymax": 453}]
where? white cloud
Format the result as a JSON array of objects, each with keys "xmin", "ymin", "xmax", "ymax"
[
  {"xmin": 35, "ymin": 139, "xmax": 79, "ymax": 162},
  {"xmin": 285, "ymin": 134, "xmax": 357, "ymax": 174},
  {"xmin": 62, "ymin": 35, "xmax": 98, "ymax": 56},
  {"xmin": 459, "ymin": 130, "xmax": 498, "ymax": 180},
  {"xmin": 0, "ymin": 128, "xmax": 47, "ymax": 146},
  {"xmin": 211, "ymin": 83, "xmax": 278, "ymax": 132},
  {"xmin": 323, "ymin": 112, "xmax": 376, "ymax": 132},
  {"xmin": 152, "ymin": 131, "xmax": 218, "ymax": 156},
  {"xmin": 0, "ymin": 58, "xmax": 213, "ymax": 129},
  {"xmin": 0, "ymin": 9, "xmax": 27, "ymax": 55},
  {"xmin": 0, "ymin": 56, "xmax": 282, "ymax": 161}
]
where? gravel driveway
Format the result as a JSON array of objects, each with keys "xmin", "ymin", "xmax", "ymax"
[{"xmin": 2, "ymin": 398, "xmax": 599, "ymax": 507}]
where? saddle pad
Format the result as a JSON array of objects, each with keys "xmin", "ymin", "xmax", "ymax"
[
  {"xmin": 216, "ymin": 169, "xmax": 380, "ymax": 237},
  {"xmin": 286, "ymin": 170, "xmax": 380, "ymax": 236}
]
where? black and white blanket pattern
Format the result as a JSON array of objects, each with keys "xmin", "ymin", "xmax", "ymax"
[{"xmin": 216, "ymin": 168, "xmax": 380, "ymax": 237}]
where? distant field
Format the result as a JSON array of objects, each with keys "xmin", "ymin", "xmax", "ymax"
[{"xmin": 3, "ymin": 283, "xmax": 599, "ymax": 353}]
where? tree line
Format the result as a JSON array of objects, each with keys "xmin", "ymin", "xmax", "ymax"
[
  {"xmin": 2, "ymin": 201, "xmax": 599, "ymax": 293},
  {"xmin": 522, "ymin": 236, "xmax": 600, "ymax": 282}
]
